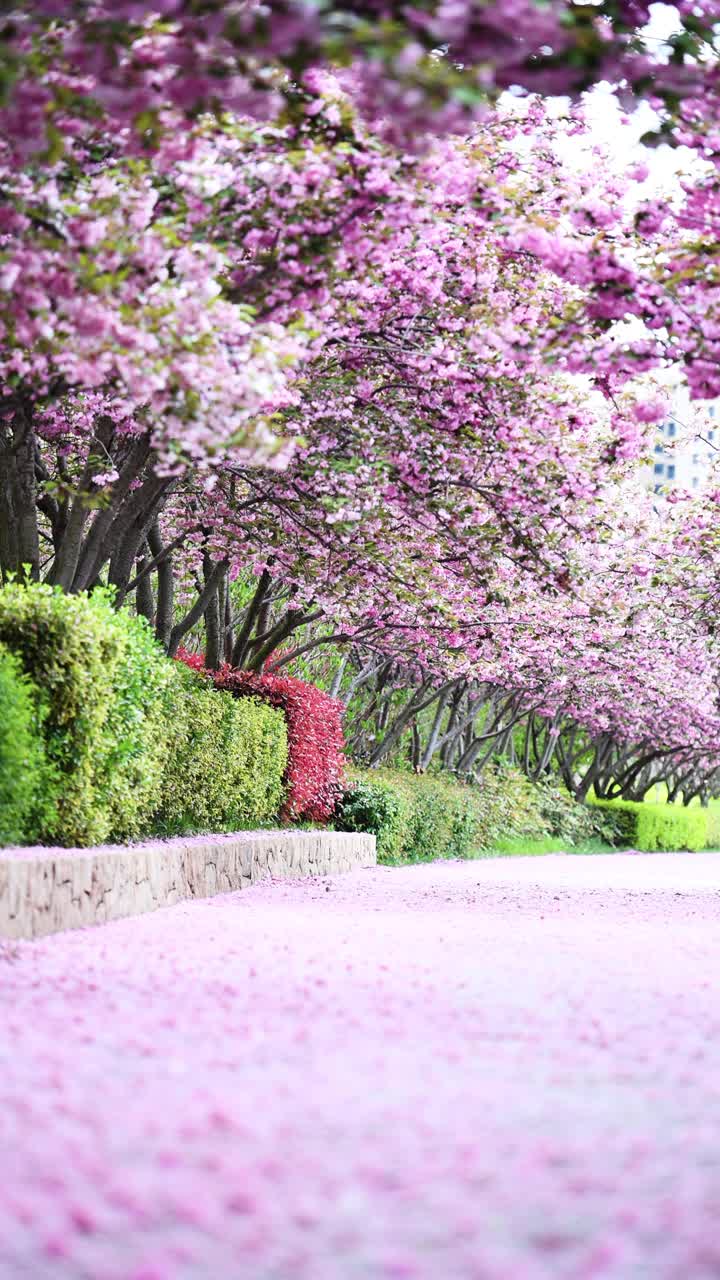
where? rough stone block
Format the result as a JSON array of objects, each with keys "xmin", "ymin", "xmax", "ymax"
[{"xmin": 0, "ymin": 831, "xmax": 376, "ymax": 940}]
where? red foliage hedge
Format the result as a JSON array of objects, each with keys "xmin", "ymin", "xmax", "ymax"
[{"xmin": 176, "ymin": 652, "xmax": 346, "ymax": 822}]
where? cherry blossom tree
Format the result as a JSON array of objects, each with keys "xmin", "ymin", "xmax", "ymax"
[
  {"xmin": 0, "ymin": 101, "xmax": 399, "ymax": 588},
  {"xmin": 3, "ymin": 2, "xmax": 720, "ymax": 803},
  {"xmin": 2, "ymin": 1, "xmax": 717, "ymax": 160},
  {"xmin": 155, "ymin": 121, "xmax": 720, "ymax": 796}
]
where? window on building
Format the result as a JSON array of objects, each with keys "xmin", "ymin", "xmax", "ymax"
[
  {"xmin": 654, "ymin": 462, "xmax": 665, "ymax": 475},
  {"xmin": 667, "ymin": 463, "xmax": 676, "ymax": 480},
  {"xmin": 692, "ymin": 453, "xmax": 699, "ymax": 465},
  {"xmin": 693, "ymin": 476, "xmax": 700, "ymax": 489},
  {"xmin": 709, "ymin": 429, "xmax": 715, "ymax": 442},
  {"xmin": 667, "ymin": 421, "xmax": 677, "ymax": 438},
  {"xmin": 709, "ymin": 405, "xmax": 716, "ymax": 420},
  {"xmin": 654, "ymin": 443, "xmax": 664, "ymax": 454}
]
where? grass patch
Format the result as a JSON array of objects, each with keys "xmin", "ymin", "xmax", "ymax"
[
  {"xmin": 378, "ymin": 836, "xmax": 618, "ymax": 864},
  {"xmin": 484, "ymin": 836, "xmax": 616, "ymax": 857},
  {"xmin": 487, "ymin": 836, "xmax": 567, "ymax": 856}
]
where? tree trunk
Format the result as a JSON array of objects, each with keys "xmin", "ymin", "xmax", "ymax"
[
  {"xmin": 47, "ymin": 414, "xmax": 116, "ymax": 590},
  {"xmin": 167, "ymin": 558, "xmax": 229, "ymax": 658},
  {"xmin": 231, "ymin": 568, "xmax": 271, "ymax": 668},
  {"xmin": 69, "ymin": 436, "xmax": 152, "ymax": 592},
  {"xmin": 135, "ymin": 544, "xmax": 155, "ymax": 623},
  {"xmin": 146, "ymin": 521, "xmax": 174, "ymax": 651},
  {"xmin": 0, "ymin": 409, "xmax": 40, "ymax": 581},
  {"xmin": 203, "ymin": 552, "xmax": 223, "ymax": 669}
]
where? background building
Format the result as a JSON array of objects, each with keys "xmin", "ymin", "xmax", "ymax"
[{"xmin": 646, "ymin": 386, "xmax": 718, "ymax": 496}]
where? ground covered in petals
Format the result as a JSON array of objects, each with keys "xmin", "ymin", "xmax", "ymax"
[{"xmin": 2, "ymin": 853, "xmax": 720, "ymax": 1280}]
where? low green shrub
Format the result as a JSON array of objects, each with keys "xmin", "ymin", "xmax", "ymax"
[
  {"xmin": 404, "ymin": 788, "xmax": 449, "ymax": 859},
  {"xmin": 705, "ymin": 804, "xmax": 720, "ymax": 850},
  {"xmin": 336, "ymin": 765, "xmax": 599, "ymax": 861},
  {"xmin": 0, "ymin": 581, "xmax": 173, "ymax": 845},
  {"xmin": 593, "ymin": 801, "xmax": 637, "ymax": 847},
  {"xmin": 0, "ymin": 643, "xmax": 52, "ymax": 846},
  {"xmin": 102, "ymin": 606, "xmax": 176, "ymax": 843},
  {"xmin": 591, "ymin": 797, "xmax": 707, "ymax": 852},
  {"xmin": 336, "ymin": 770, "xmax": 483, "ymax": 860},
  {"xmin": 535, "ymin": 778, "xmax": 614, "ymax": 845},
  {"xmin": 154, "ymin": 665, "xmax": 288, "ymax": 835},
  {"xmin": 446, "ymin": 800, "xmax": 480, "ymax": 859},
  {"xmin": 334, "ymin": 777, "xmax": 407, "ymax": 858},
  {"xmin": 471, "ymin": 765, "xmax": 608, "ymax": 848},
  {"xmin": 490, "ymin": 836, "xmax": 566, "ymax": 856}
]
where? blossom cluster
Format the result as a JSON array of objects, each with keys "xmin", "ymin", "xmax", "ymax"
[{"xmin": 2, "ymin": 1, "xmax": 718, "ymax": 160}]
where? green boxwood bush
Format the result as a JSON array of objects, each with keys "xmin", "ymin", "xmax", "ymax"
[
  {"xmin": 154, "ymin": 664, "xmax": 288, "ymax": 835},
  {"xmin": 0, "ymin": 643, "xmax": 52, "ymax": 846},
  {"xmin": 0, "ymin": 581, "xmax": 173, "ymax": 846},
  {"xmin": 334, "ymin": 777, "xmax": 408, "ymax": 858},
  {"xmin": 102, "ymin": 606, "xmax": 177, "ymax": 843},
  {"xmin": 0, "ymin": 584, "xmax": 293, "ymax": 846},
  {"xmin": 591, "ymin": 798, "xmax": 707, "ymax": 851}
]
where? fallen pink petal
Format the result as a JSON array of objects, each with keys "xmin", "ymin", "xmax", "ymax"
[{"xmin": 2, "ymin": 854, "xmax": 719, "ymax": 1280}]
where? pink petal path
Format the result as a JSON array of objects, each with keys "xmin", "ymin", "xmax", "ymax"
[{"xmin": 1, "ymin": 853, "xmax": 720, "ymax": 1280}]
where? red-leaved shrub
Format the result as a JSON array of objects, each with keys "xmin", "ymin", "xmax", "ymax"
[
  {"xmin": 177, "ymin": 649, "xmax": 206, "ymax": 674},
  {"xmin": 176, "ymin": 652, "xmax": 346, "ymax": 822}
]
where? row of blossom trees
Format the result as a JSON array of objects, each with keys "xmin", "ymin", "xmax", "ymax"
[{"xmin": 2, "ymin": 3, "xmax": 720, "ymax": 801}]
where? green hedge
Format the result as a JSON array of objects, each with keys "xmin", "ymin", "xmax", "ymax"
[
  {"xmin": 591, "ymin": 798, "xmax": 707, "ymax": 852},
  {"xmin": 336, "ymin": 765, "xmax": 605, "ymax": 861},
  {"xmin": 0, "ymin": 582, "xmax": 174, "ymax": 845},
  {"xmin": 534, "ymin": 778, "xmax": 615, "ymax": 846},
  {"xmin": 335, "ymin": 777, "xmax": 408, "ymax": 859},
  {"xmin": 0, "ymin": 643, "xmax": 51, "ymax": 845},
  {"xmin": 335, "ymin": 772, "xmax": 478, "ymax": 860},
  {"xmin": 154, "ymin": 663, "xmax": 288, "ymax": 835},
  {"xmin": 704, "ymin": 802, "xmax": 720, "ymax": 850},
  {"xmin": 0, "ymin": 583, "xmax": 289, "ymax": 847}
]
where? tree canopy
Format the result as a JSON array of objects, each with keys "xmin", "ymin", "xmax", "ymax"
[{"xmin": 2, "ymin": 1, "xmax": 720, "ymax": 800}]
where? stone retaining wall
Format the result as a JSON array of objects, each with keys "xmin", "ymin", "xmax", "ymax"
[{"xmin": 0, "ymin": 830, "xmax": 376, "ymax": 940}]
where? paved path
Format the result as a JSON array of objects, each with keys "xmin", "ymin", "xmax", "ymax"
[{"xmin": 1, "ymin": 853, "xmax": 720, "ymax": 1280}]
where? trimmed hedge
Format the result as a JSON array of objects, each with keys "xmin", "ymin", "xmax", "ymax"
[
  {"xmin": 177, "ymin": 653, "xmax": 346, "ymax": 822},
  {"xmin": 335, "ymin": 765, "xmax": 604, "ymax": 861},
  {"xmin": 337, "ymin": 770, "xmax": 495, "ymax": 861},
  {"xmin": 0, "ymin": 643, "xmax": 51, "ymax": 846},
  {"xmin": 154, "ymin": 663, "xmax": 288, "ymax": 835},
  {"xmin": 0, "ymin": 585, "xmax": 289, "ymax": 847},
  {"xmin": 0, "ymin": 582, "xmax": 176, "ymax": 845},
  {"xmin": 706, "ymin": 804, "xmax": 720, "ymax": 851},
  {"xmin": 591, "ymin": 798, "xmax": 707, "ymax": 851}
]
